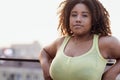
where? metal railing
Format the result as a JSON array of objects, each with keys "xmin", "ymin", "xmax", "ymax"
[
  {"xmin": 0, "ymin": 57, "xmax": 114, "ymax": 66},
  {"xmin": 0, "ymin": 57, "xmax": 39, "ymax": 62}
]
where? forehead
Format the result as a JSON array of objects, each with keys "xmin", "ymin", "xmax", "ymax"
[{"xmin": 71, "ymin": 3, "xmax": 90, "ymax": 13}]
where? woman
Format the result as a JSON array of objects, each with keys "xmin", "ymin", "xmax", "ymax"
[{"xmin": 39, "ymin": 0, "xmax": 120, "ymax": 80}]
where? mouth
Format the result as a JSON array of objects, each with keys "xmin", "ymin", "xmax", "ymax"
[{"xmin": 73, "ymin": 24, "xmax": 83, "ymax": 28}]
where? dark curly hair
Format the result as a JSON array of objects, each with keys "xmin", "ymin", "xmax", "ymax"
[{"xmin": 57, "ymin": 0, "xmax": 112, "ymax": 36}]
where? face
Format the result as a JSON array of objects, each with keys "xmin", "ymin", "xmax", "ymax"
[{"xmin": 69, "ymin": 3, "xmax": 92, "ymax": 36}]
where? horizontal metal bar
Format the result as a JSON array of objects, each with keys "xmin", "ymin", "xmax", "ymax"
[
  {"xmin": 0, "ymin": 58, "xmax": 114, "ymax": 66},
  {"xmin": 0, "ymin": 58, "xmax": 39, "ymax": 62}
]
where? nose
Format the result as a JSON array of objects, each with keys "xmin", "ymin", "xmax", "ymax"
[{"xmin": 76, "ymin": 16, "xmax": 81, "ymax": 23}]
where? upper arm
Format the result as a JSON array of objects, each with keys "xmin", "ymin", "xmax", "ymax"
[
  {"xmin": 40, "ymin": 37, "xmax": 64, "ymax": 60},
  {"xmin": 101, "ymin": 36, "xmax": 120, "ymax": 59},
  {"xmin": 108, "ymin": 37, "xmax": 120, "ymax": 59}
]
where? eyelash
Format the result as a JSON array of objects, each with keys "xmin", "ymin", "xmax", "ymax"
[
  {"xmin": 82, "ymin": 15, "xmax": 88, "ymax": 17},
  {"xmin": 71, "ymin": 14, "xmax": 88, "ymax": 17},
  {"xmin": 71, "ymin": 14, "xmax": 77, "ymax": 17}
]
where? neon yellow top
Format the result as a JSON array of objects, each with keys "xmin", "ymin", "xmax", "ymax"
[{"xmin": 50, "ymin": 34, "xmax": 107, "ymax": 80}]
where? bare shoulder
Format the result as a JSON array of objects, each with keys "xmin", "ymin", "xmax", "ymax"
[
  {"xmin": 99, "ymin": 35, "xmax": 120, "ymax": 47},
  {"xmin": 42, "ymin": 36, "xmax": 65, "ymax": 58},
  {"xmin": 99, "ymin": 35, "xmax": 120, "ymax": 59}
]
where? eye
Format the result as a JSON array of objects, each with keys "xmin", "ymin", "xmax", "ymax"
[
  {"xmin": 71, "ymin": 13, "xmax": 77, "ymax": 17},
  {"xmin": 82, "ymin": 14, "xmax": 88, "ymax": 17}
]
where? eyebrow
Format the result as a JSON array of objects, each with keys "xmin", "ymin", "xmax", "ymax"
[{"xmin": 71, "ymin": 11, "xmax": 90, "ymax": 14}]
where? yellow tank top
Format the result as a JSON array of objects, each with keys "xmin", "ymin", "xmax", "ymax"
[{"xmin": 50, "ymin": 34, "xmax": 107, "ymax": 80}]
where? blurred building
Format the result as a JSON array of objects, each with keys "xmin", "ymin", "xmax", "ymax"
[
  {"xmin": 0, "ymin": 41, "xmax": 44, "ymax": 80},
  {"xmin": 0, "ymin": 61, "xmax": 44, "ymax": 80},
  {"xmin": 1, "ymin": 41, "xmax": 41, "ymax": 59},
  {"xmin": 11, "ymin": 41, "xmax": 41, "ymax": 59}
]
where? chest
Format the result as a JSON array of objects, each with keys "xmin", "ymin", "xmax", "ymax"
[
  {"xmin": 64, "ymin": 40, "xmax": 93, "ymax": 57},
  {"xmin": 50, "ymin": 51, "xmax": 106, "ymax": 80}
]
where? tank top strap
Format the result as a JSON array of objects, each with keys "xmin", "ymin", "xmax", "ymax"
[
  {"xmin": 94, "ymin": 34, "xmax": 107, "ymax": 61},
  {"xmin": 94, "ymin": 34, "xmax": 99, "ymax": 45},
  {"xmin": 60, "ymin": 36, "xmax": 71, "ymax": 50},
  {"xmin": 93, "ymin": 34, "xmax": 100, "ymax": 53}
]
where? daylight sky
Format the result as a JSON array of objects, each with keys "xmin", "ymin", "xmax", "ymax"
[{"xmin": 0, "ymin": 0, "xmax": 120, "ymax": 47}]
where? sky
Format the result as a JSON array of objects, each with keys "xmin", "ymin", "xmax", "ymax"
[{"xmin": 0, "ymin": 0, "xmax": 120, "ymax": 48}]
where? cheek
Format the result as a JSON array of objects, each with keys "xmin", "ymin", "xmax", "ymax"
[{"xmin": 85, "ymin": 19, "xmax": 92, "ymax": 26}]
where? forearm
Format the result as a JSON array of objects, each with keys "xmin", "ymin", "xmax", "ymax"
[
  {"xmin": 39, "ymin": 49, "xmax": 53, "ymax": 80},
  {"xmin": 102, "ymin": 59, "xmax": 120, "ymax": 80},
  {"xmin": 41, "ymin": 61, "xmax": 52, "ymax": 80}
]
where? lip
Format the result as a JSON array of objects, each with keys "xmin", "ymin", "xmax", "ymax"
[{"xmin": 73, "ymin": 24, "xmax": 83, "ymax": 28}]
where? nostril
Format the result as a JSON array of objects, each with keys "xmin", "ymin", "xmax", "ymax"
[{"xmin": 76, "ymin": 20, "xmax": 81, "ymax": 23}]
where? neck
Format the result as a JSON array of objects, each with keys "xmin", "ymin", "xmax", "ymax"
[{"xmin": 72, "ymin": 34, "xmax": 93, "ymax": 42}]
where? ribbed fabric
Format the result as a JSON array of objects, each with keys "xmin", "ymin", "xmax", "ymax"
[{"xmin": 50, "ymin": 34, "xmax": 107, "ymax": 80}]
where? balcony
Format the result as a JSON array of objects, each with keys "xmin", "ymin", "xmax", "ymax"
[{"xmin": 0, "ymin": 57, "xmax": 44, "ymax": 80}]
